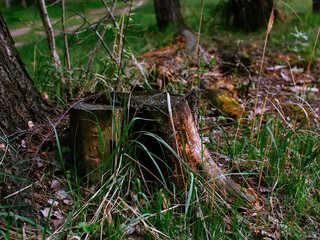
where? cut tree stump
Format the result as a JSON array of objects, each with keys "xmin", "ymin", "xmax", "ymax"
[
  {"xmin": 71, "ymin": 91, "xmax": 255, "ymax": 203},
  {"xmin": 70, "ymin": 103, "xmax": 123, "ymax": 183}
]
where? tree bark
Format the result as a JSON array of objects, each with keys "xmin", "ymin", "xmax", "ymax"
[
  {"xmin": 153, "ymin": 0, "xmax": 184, "ymax": 31},
  {"xmin": 70, "ymin": 103, "xmax": 123, "ymax": 183},
  {"xmin": 313, "ymin": 0, "xmax": 320, "ymax": 13},
  {"xmin": 0, "ymin": 10, "xmax": 53, "ymax": 222},
  {"xmin": 22, "ymin": 0, "xmax": 27, "ymax": 8},
  {"xmin": 0, "ymin": 11, "xmax": 51, "ymax": 137},
  {"xmin": 227, "ymin": 0, "xmax": 274, "ymax": 32}
]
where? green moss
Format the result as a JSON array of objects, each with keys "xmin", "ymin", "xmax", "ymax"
[{"xmin": 209, "ymin": 89, "xmax": 247, "ymax": 120}]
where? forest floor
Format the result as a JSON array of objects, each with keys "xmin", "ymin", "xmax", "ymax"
[
  {"xmin": 2, "ymin": 1, "xmax": 320, "ymax": 239},
  {"xmin": 7, "ymin": 35, "xmax": 319, "ymax": 239}
]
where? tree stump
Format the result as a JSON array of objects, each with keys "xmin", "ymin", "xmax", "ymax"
[
  {"xmin": 127, "ymin": 91, "xmax": 254, "ymax": 202},
  {"xmin": 72, "ymin": 91, "xmax": 255, "ymax": 203},
  {"xmin": 70, "ymin": 103, "xmax": 123, "ymax": 183}
]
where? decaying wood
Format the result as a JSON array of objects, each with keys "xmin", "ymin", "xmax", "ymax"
[
  {"xmin": 74, "ymin": 91, "xmax": 255, "ymax": 202},
  {"xmin": 70, "ymin": 103, "xmax": 123, "ymax": 183},
  {"xmin": 129, "ymin": 91, "xmax": 254, "ymax": 202}
]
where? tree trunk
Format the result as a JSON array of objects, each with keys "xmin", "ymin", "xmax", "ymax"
[
  {"xmin": 227, "ymin": 0, "xmax": 274, "ymax": 32},
  {"xmin": 0, "ymin": 10, "xmax": 53, "ymax": 222},
  {"xmin": 153, "ymin": 0, "xmax": 184, "ymax": 31},
  {"xmin": 36, "ymin": 0, "xmax": 62, "ymax": 75},
  {"xmin": 0, "ymin": 11, "xmax": 51, "ymax": 137},
  {"xmin": 22, "ymin": 0, "xmax": 27, "ymax": 8},
  {"xmin": 313, "ymin": 0, "xmax": 320, "ymax": 13}
]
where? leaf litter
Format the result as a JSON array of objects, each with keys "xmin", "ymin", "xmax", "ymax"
[{"xmin": 140, "ymin": 35, "xmax": 320, "ymax": 238}]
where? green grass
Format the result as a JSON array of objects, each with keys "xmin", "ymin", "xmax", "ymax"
[
  {"xmin": 2, "ymin": 0, "xmax": 224, "ymax": 98},
  {"xmin": 4, "ymin": 0, "xmax": 318, "ymax": 100},
  {"xmin": 2, "ymin": 112, "xmax": 318, "ymax": 238},
  {"xmin": 2, "ymin": 0, "xmax": 103, "ymax": 29}
]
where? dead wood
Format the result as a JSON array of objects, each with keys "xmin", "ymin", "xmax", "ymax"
[
  {"xmin": 73, "ymin": 91, "xmax": 255, "ymax": 203},
  {"xmin": 70, "ymin": 103, "xmax": 123, "ymax": 183}
]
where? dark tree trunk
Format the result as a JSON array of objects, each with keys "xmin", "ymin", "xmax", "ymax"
[
  {"xmin": 313, "ymin": 0, "xmax": 320, "ymax": 13},
  {"xmin": 227, "ymin": 0, "xmax": 274, "ymax": 32},
  {"xmin": 0, "ymin": 11, "xmax": 51, "ymax": 138},
  {"xmin": 0, "ymin": 10, "xmax": 54, "ymax": 224},
  {"xmin": 154, "ymin": 0, "xmax": 184, "ymax": 31}
]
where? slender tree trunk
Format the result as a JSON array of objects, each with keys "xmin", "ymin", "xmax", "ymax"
[
  {"xmin": 313, "ymin": 0, "xmax": 320, "ymax": 13},
  {"xmin": 5, "ymin": 0, "xmax": 10, "ymax": 8},
  {"xmin": 227, "ymin": 0, "xmax": 274, "ymax": 32},
  {"xmin": 0, "ymin": 11, "xmax": 52, "ymax": 137},
  {"xmin": 36, "ymin": 0, "xmax": 62, "ymax": 77},
  {"xmin": 153, "ymin": 0, "xmax": 184, "ymax": 31}
]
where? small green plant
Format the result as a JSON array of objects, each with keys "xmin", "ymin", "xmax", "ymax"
[
  {"xmin": 289, "ymin": 26, "xmax": 311, "ymax": 61},
  {"xmin": 76, "ymin": 222, "xmax": 99, "ymax": 233}
]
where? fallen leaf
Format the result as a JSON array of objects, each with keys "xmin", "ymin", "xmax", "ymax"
[
  {"xmin": 40, "ymin": 207, "xmax": 51, "ymax": 218},
  {"xmin": 50, "ymin": 180, "xmax": 61, "ymax": 189},
  {"xmin": 280, "ymin": 70, "xmax": 290, "ymax": 82},
  {"xmin": 63, "ymin": 199, "xmax": 73, "ymax": 205},
  {"xmin": 28, "ymin": 121, "xmax": 35, "ymax": 129},
  {"xmin": 48, "ymin": 199, "xmax": 59, "ymax": 206},
  {"xmin": 36, "ymin": 161, "xmax": 44, "ymax": 168},
  {"xmin": 0, "ymin": 143, "xmax": 7, "ymax": 151},
  {"xmin": 53, "ymin": 210, "xmax": 65, "ymax": 220},
  {"xmin": 56, "ymin": 190, "xmax": 67, "ymax": 200}
]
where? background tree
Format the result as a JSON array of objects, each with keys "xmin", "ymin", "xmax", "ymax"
[
  {"xmin": 226, "ymin": 0, "xmax": 274, "ymax": 32},
  {"xmin": 4, "ymin": 0, "xmax": 33, "ymax": 8},
  {"xmin": 153, "ymin": 0, "xmax": 185, "ymax": 31},
  {"xmin": 313, "ymin": 0, "xmax": 320, "ymax": 13},
  {"xmin": 0, "ymin": 10, "xmax": 51, "ymax": 138}
]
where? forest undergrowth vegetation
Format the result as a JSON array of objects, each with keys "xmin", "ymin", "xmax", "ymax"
[{"xmin": 1, "ymin": 0, "xmax": 320, "ymax": 239}]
